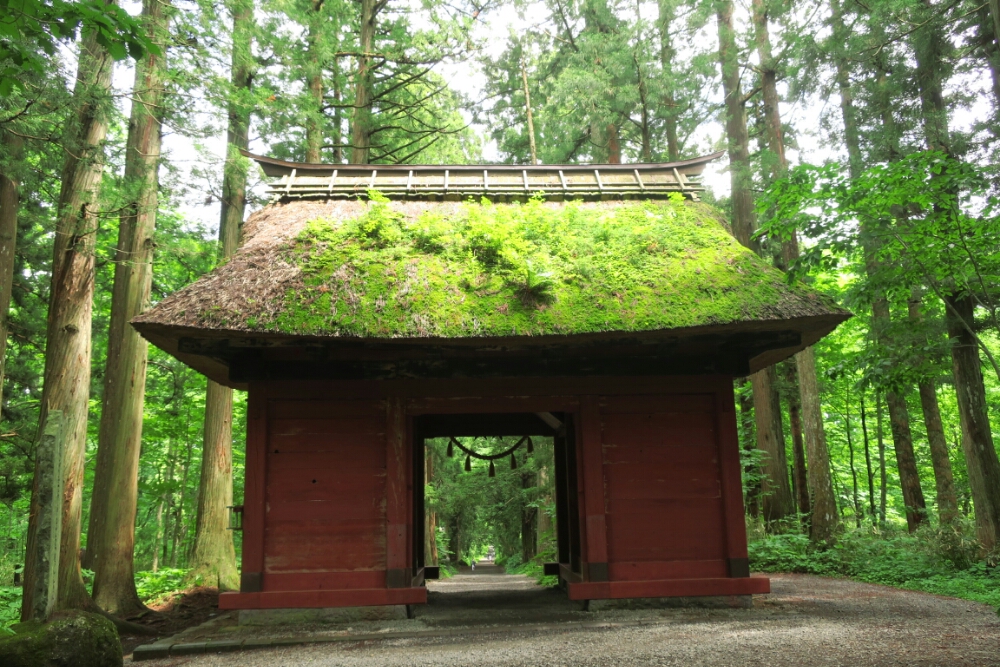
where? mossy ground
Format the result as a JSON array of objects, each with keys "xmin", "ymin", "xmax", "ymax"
[
  {"xmin": 0, "ymin": 611, "xmax": 121, "ymax": 667},
  {"xmin": 267, "ymin": 194, "xmax": 827, "ymax": 338}
]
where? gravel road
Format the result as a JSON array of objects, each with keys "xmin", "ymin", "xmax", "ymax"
[{"xmin": 132, "ymin": 568, "xmax": 1000, "ymax": 667}]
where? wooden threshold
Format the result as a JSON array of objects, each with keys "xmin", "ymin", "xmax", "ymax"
[{"xmin": 219, "ymin": 587, "xmax": 427, "ymax": 610}]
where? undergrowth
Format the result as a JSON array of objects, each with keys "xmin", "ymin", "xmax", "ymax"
[{"xmin": 749, "ymin": 524, "xmax": 1000, "ymax": 610}]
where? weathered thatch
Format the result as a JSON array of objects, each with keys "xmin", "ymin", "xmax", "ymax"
[{"xmin": 134, "ymin": 197, "xmax": 848, "ymax": 347}]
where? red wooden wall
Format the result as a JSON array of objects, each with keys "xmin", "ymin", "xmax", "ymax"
[
  {"xmin": 221, "ymin": 376, "xmax": 767, "ymax": 610},
  {"xmin": 603, "ymin": 394, "xmax": 727, "ymax": 581}
]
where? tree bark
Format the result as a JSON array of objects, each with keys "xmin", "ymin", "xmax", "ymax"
[
  {"xmin": 860, "ymin": 395, "xmax": 877, "ymax": 521},
  {"xmin": 657, "ymin": 0, "xmax": 680, "ymax": 160},
  {"xmin": 305, "ymin": 0, "xmax": 324, "ymax": 163},
  {"xmin": 751, "ymin": 369, "xmax": 794, "ymax": 522},
  {"xmin": 87, "ymin": 0, "xmax": 170, "ymax": 616},
  {"xmin": 883, "ymin": 384, "xmax": 926, "ymax": 531},
  {"xmin": 877, "ymin": 393, "xmax": 888, "ymax": 526},
  {"xmin": 907, "ymin": 293, "xmax": 959, "ymax": 526},
  {"xmin": 22, "ymin": 20, "xmax": 114, "ymax": 619},
  {"xmin": 717, "ymin": 0, "xmax": 794, "ymax": 524},
  {"xmin": 188, "ymin": 0, "xmax": 254, "ymax": 591},
  {"xmin": 520, "ymin": 59, "xmax": 538, "ymax": 165},
  {"xmin": 0, "ymin": 129, "xmax": 22, "ymax": 421},
  {"xmin": 521, "ymin": 472, "xmax": 537, "ymax": 562},
  {"xmin": 945, "ymin": 294, "xmax": 1000, "ymax": 551},
  {"xmin": 786, "ymin": 366, "xmax": 810, "ymax": 518},
  {"xmin": 350, "ymin": 0, "xmax": 379, "ymax": 164},
  {"xmin": 796, "ymin": 347, "xmax": 839, "ymax": 544}
]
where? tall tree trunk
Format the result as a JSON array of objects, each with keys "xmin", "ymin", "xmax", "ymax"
[
  {"xmin": 0, "ymin": 130, "xmax": 23, "ymax": 420},
  {"xmin": 797, "ymin": 349, "xmax": 839, "ymax": 543},
  {"xmin": 521, "ymin": 472, "xmax": 537, "ymax": 562},
  {"xmin": 753, "ymin": 0, "xmax": 837, "ymax": 531},
  {"xmin": 883, "ymin": 383, "xmax": 926, "ymax": 532},
  {"xmin": 22, "ymin": 20, "xmax": 114, "ymax": 619},
  {"xmin": 305, "ymin": 0, "xmax": 324, "ymax": 163},
  {"xmin": 843, "ymin": 400, "xmax": 861, "ymax": 527},
  {"xmin": 657, "ymin": 0, "xmax": 680, "ymax": 160},
  {"xmin": 520, "ymin": 59, "xmax": 538, "ymax": 165},
  {"xmin": 786, "ymin": 366, "xmax": 810, "ymax": 518},
  {"xmin": 907, "ymin": 293, "xmax": 959, "ymax": 526},
  {"xmin": 717, "ymin": 0, "xmax": 794, "ymax": 524},
  {"xmin": 188, "ymin": 0, "xmax": 254, "ymax": 591},
  {"xmin": 88, "ymin": 0, "xmax": 170, "ymax": 616},
  {"xmin": 908, "ymin": 4, "xmax": 999, "ymax": 541},
  {"xmin": 350, "ymin": 0, "xmax": 379, "ymax": 164},
  {"xmin": 737, "ymin": 380, "xmax": 760, "ymax": 517},
  {"xmin": 877, "ymin": 393, "xmax": 888, "ymax": 526},
  {"xmin": 860, "ymin": 395, "xmax": 877, "ymax": 521},
  {"xmin": 945, "ymin": 295, "xmax": 1000, "ymax": 551}
]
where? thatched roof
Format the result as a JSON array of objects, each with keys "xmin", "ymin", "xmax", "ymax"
[{"xmin": 133, "ymin": 195, "xmax": 849, "ymax": 386}]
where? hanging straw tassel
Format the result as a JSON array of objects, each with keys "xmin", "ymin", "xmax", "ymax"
[
  {"xmin": 488, "ymin": 460, "xmax": 496, "ymax": 477},
  {"xmin": 447, "ymin": 440, "xmax": 454, "ymax": 458},
  {"xmin": 465, "ymin": 455, "xmax": 472, "ymax": 472},
  {"xmin": 510, "ymin": 453, "xmax": 517, "ymax": 470},
  {"xmin": 526, "ymin": 437, "xmax": 534, "ymax": 454}
]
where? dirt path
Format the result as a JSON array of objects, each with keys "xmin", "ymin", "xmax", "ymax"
[{"xmin": 132, "ymin": 570, "xmax": 1000, "ymax": 666}]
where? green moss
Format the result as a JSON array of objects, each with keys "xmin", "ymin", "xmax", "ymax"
[
  {"xmin": 252, "ymin": 194, "xmax": 833, "ymax": 338},
  {"xmin": 0, "ymin": 611, "xmax": 121, "ymax": 667}
]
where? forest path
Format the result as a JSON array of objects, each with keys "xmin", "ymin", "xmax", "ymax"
[
  {"xmin": 130, "ymin": 574, "xmax": 1000, "ymax": 666},
  {"xmin": 420, "ymin": 561, "xmax": 584, "ymax": 626}
]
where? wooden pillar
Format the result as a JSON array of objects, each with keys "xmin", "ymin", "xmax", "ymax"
[
  {"xmin": 716, "ymin": 379, "xmax": 751, "ymax": 577},
  {"xmin": 385, "ymin": 397, "xmax": 410, "ymax": 588},
  {"xmin": 240, "ymin": 383, "xmax": 267, "ymax": 593},
  {"xmin": 578, "ymin": 396, "xmax": 608, "ymax": 582}
]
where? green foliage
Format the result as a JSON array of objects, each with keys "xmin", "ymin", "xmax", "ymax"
[
  {"xmin": 750, "ymin": 526, "xmax": 1000, "ymax": 609},
  {"xmin": 135, "ymin": 568, "xmax": 191, "ymax": 605},
  {"xmin": 261, "ymin": 195, "xmax": 838, "ymax": 339},
  {"xmin": 0, "ymin": 587, "xmax": 19, "ymax": 634},
  {"xmin": 0, "ymin": 0, "xmax": 157, "ymax": 95}
]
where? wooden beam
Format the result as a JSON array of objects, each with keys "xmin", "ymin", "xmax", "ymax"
[
  {"xmin": 385, "ymin": 397, "xmax": 410, "ymax": 588},
  {"xmin": 578, "ymin": 396, "xmax": 608, "ymax": 581},
  {"xmin": 219, "ymin": 587, "xmax": 427, "ymax": 610},
  {"xmin": 240, "ymin": 382, "xmax": 267, "ymax": 593},
  {"xmin": 715, "ymin": 378, "xmax": 752, "ymax": 576}
]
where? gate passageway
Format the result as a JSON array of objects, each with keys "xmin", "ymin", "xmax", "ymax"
[{"xmin": 419, "ymin": 562, "xmax": 583, "ymax": 626}]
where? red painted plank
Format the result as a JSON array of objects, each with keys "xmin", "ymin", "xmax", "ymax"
[
  {"xmin": 605, "ymin": 394, "xmax": 714, "ymax": 414},
  {"xmin": 602, "ymin": 441, "xmax": 718, "ymax": 466},
  {"xmin": 603, "ymin": 413, "xmax": 716, "ymax": 447},
  {"xmin": 267, "ymin": 499, "xmax": 383, "ymax": 522},
  {"xmin": 567, "ymin": 575, "xmax": 770, "ymax": 600},
  {"xmin": 269, "ymin": 417, "xmax": 385, "ymax": 439},
  {"xmin": 606, "ymin": 498, "xmax": 726, "ymax": 562},
  {"xmin": 242, "ymin": 382, "xmax": 267, "ymax": 580},
  {"xmin": 265, "ymin": 524, "xmax": 386, "ymax": 572},
  {"xmin": 267, "ymin": 433, "xmax": 387, "ymax": 457},
  {"xmin": 579, "ymin": 396, "xmax": 608, "ymax": 572},
  {"xmin": 608, "ymin": 560, "xmax": 728, "ymax": 581},
  {"xmin": 219, "ymin": 587, "xmax": 427, "ymax": 610},
  {"xmin": 266, "ymin": 375, "xmax": 728, "ymax": 402},
  {"xmin": 266, "ymin": 470, "xmax": 386, "ymax": 503},
  {"xmin": 269, "ymin": 399, "xmax": 386, "ymax": 420},
  {"xmin": 605, "ymin": 461, "xmax": 721, "ymax": 500},
  {"xmin": 263, "ymin": 571, "xmax": 387, "ymax": 591},
  {"xmin": 406, "ymin": 396, "xmax": 579, "ymax": 415},
  {"xmin": 268, "ymin": 447, "xmax": 386, "ymax": 473},
  {"xmin": 715, "ymin": 381, "xmax": 750, "ymax": 561},
  {"xmin": 385, "ymin": 398, "xmax": 409, "ymax": 574}
]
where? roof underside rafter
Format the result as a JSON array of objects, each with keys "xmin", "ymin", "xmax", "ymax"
[{"xmin": 244, "ymin": 151, "xmax": 723, "ymax": 202}]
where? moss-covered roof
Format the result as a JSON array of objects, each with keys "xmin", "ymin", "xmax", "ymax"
[{"xmin": 133, "ymin": 195, "xmax": 847, "ymax": 343}]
